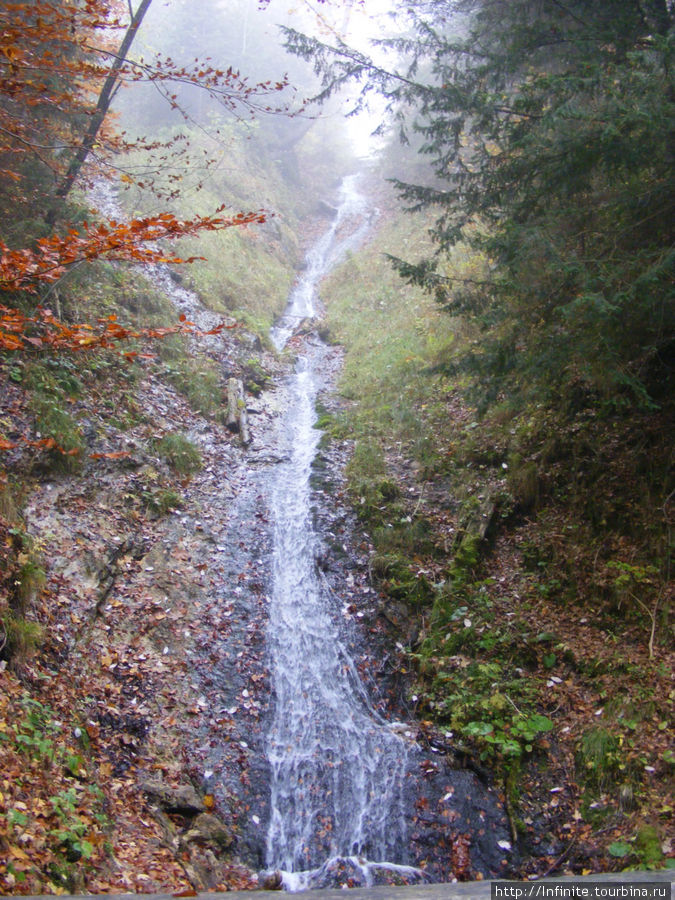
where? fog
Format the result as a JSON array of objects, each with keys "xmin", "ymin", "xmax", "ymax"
[{"xmin": 113, "ymin": 0, "xmax": 400, "ymax": 172}]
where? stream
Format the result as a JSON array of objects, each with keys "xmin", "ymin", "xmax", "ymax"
[
  {"xmin": 92, "ymin": 173, "xmax": 514, "ymax": 891},
  {"xmin": 260, "ymin": 174, "xmax": 512, "ymax": 890},
  {"xmin": 264, "ymin": 177, "xmax": 417, "ymax": 889}
]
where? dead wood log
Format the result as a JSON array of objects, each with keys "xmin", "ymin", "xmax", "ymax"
[{"xmin": 225, "ymin": 377, "xmax": 250, "ymax": 445}]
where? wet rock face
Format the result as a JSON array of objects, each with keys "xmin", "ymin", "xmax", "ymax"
[{"xmin": 403, "ymin": 756, "xmax": 514, "ymax": 881}]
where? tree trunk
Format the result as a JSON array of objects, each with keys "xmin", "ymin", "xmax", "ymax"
[{"xmin": 53, "ymin": 0, "xmax": 154, "ymax": 203}]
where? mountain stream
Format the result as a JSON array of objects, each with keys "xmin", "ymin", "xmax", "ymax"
[
  {"xmin": 92, "ymin": 173, "xmax": 513, "ymax": 891},
  {"xmin": 264, "ymin": 177, "xmax": 418, "ymax": 889}
]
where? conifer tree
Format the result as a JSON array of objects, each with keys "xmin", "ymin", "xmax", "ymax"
[{"xmin": 286, "ymin": 0, "xmax": 674, "ymax": 408}]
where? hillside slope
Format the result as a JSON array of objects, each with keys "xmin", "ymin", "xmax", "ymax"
[{"xmin": 319, "ymin": 176, "xmax": 674, "ymax": 877}]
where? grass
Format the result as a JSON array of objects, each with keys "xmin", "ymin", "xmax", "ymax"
[
  {"xmin": 320, "ymin": 197, "xmax": 489, "ymax": 570},
  {"xmin": 156, "ymin": 335, "xmax": 222, "ymax": 417},
  {"xmin": 154, "ymin": 432, "xmax": 202, "ymax": 476},
  {"xmin": 577, "ymin": 726, "xmax": 623, "ymax": 788},
  {"xmin": 14, "ymin": 553, "xmax": 46, "ymax": 615},
  {"xmin": 144, "ymin": 488, "xmax": 183, "ymax": 517},
  {"xmin": 116, "ymin": 123, "xmax": 310, "ymax": 338},
  {"xmin": 175, "ymin": 227, "xmax": 295, "ymax": 331},
  {"xmin": 321, "ymin": 204, "xmax": 480, "ymax": 475},
  {"xmin": 319, "ymin": 199, "xmax": 559, "ymax": 763}
]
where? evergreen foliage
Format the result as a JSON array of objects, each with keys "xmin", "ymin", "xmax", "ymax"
[{"xmin": 286, "ymin": 0, "xmax": 675, "ymax": 409}]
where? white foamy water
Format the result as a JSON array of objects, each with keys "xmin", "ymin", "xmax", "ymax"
[
  {"xmin": 270, "ymin": 174, "xmax": 374, "ymax": 350},
  {"xmin": 265, "ymin": 177, "xmax": 417, "ymax": 887}
]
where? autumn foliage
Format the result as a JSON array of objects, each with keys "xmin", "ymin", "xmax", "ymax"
[
  {"xmin": 0, "ymin": 1, "xmax": 276, "ymax": 376},
  {"xmin": 0, "ymin": 0, "xmax": 290, "ymax": 198},
  {"xmin": 0, "ymin": 0, "xmax": 284, "ymax": 283},
  {"xmin": 0, "ymin": 209, "xmax": 266, "ymax": 295}
]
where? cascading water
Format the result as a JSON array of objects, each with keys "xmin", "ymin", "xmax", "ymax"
[
  {"xmin": 88, "ymin": 171, "xmax": 512, "ymax": 888},
  {"xmin": 270, "ymin": 175, "xmax": 373, "ymax": 350},
  {"xmin": 264, "ymin": 176, "xmax": 417, "ymax": 889}
]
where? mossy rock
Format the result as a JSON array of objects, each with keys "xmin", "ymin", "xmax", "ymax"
[{"xmin": 635, "ymin": 824, "xmax": 664, "ymax": 867}]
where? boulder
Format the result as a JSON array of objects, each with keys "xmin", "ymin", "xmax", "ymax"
[
  {"xmin": 184, "ymin": 813, "xmax": 234, "ymax": 849},
  {"xmin": 142, "ymin": 780, "xmax": 205, "ymax": 815}
]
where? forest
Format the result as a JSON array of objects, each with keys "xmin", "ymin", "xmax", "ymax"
[{"xmin": 0, "ymin": 0, "xmax": 673, "ymax": 893}]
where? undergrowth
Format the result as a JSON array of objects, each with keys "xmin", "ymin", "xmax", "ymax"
[
  {"xmin": 0, "ymin": 691, "xmax": 110, "ymax": 891},
  {"xmin": 320, "ymin": 191, "xmax": 674, "ymax": 868}
]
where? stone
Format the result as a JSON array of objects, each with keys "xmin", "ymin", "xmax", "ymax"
[
  {"xmin": 184, "ymin": 813, "xmax": 234, "ymax": 849},
  {"xmin": 259, "ymin": 869, "xmax": 283, "ymax": 890},
  {"xmin": 142, "ymin": 780, "xmax": 205, "ymax": 815}
]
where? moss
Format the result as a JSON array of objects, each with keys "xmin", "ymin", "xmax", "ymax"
[
  {"xmin": 369, "ymin": 552, "xmax": 433, "ymax": 608},
  {"xmin": 634, "ymin": 824, "xmax": 664, "ymax": 867},
  {"xmin": 452, "ymin": 533, "xmax": 480, "ymax": 574},
  {"xmin": 242, "ymin": 357, "xmax": 271, "ymax": 397}
]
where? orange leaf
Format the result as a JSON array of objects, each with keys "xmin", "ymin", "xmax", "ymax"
[{"xmin": 89, "ymin": 451, "xmax": 132, "ymax": 459}]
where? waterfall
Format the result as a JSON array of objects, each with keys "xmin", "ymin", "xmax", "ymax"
[
  {"xmin": 87, "ymin": 173, "xmax": 511, "ymax": 889},
  {"xmin": 264, "ymin": 176, "xmax": 415, "ymax": 889}
]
